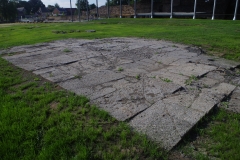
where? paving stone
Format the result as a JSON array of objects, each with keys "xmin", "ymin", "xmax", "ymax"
[
  {"xmin": 166, "ymin": 63, "xmax": 217, "ymax": 77},
  {"xmin": 163, "ymin": 94, "xmax": 197, "ymax": 108},
  {"xmin": 167, "ymin": 104, "xmax": 204, "ymax": 126},
  {"xmin": 147, "ymin": 70, "xmax": 189, "ymax": 86},
  {"xmin": 144, "ymin": 78, "xmax": 182, "ymax": 103},
  {"xmin": 187, "ymin": 54, "xmax": 240, "ymax": 69},
  {"xmin": 117, "ymin": 63, "xmax": 149, "ymax": 76},
  {"xmin": 100, "ymin": 100, "xmax": 150, "ymax": 121},
  {"xmin": 191, "ymin": 83, "xmax": 236, "ymax": 113},
  {"xmin": 90, "ymin": 87, "xmax": 117, "ymax": 100},
  {"xmin": 93, "ymin": 81, "xmax": 150, "ymax": 121},
  {"xmin": 232, "ymin": 77, "xmax": 240, "ymax": 85},
  {"xmin": 206, "ymin": 71, "xmax": 225, "ymax": 82},
  {"xmin": 18, "ymin": 55, "xmax": 78, "ymax": 71},
  {"xmin": 129, "ymin": 100, "xmax": 182, "ymax": 150},
  {"xmin": 225, "ymin": 87, "xmax": 240, "ymax": 113},
  {"xmin": 196, "ymin": 77, "xmax": 219, "ymax": 88}
]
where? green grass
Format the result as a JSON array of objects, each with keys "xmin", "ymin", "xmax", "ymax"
[
  {"xmin": 0, "ymin": 58, "xmax": 167, "ymax": 159},
  {"xmin": 118, "ymin": 67, "xmax": 124, "ymax": 71},
  {"xmin": 178, "ymin": 107, "xmax": 240, "ymax": 160},
  {"xmin": 0, "ymin": 18, "xmax": 240, "ymax": 61},
  {"xmin": 63, "ymin": 48, "xmax": 71, "ymax": 52},
  {"xmin": 185, "ymin": 75, "xmax": 198, "ymax": 85},
  {"xmin": 161, "ymin": 78, "xmax": 172, "ymax": 83},
  {"xmin": 135, "ymin": 74, "xmax": 140, "ymax": 80}
]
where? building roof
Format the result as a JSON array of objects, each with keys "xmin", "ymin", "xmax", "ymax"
[
  {"xmin": 39, "ymin": 7, "xmax": 50, "ymax": 13},
  {"xmin": 17, "ymin": 7, "xmax": 25, "ymax": 12},
  {"xmin": 57, "ymin": 8, "xmax": 66, "ymax": 12}
]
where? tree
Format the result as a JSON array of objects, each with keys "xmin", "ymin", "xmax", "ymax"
[
  {"xmin": 105, "ymin": 0, "xmax": 130, "ymax": 6},
  {"xmin": 28, "ymin": 0, "xmax": 45, "ymax": 14},
  {"xmin": 89, "ymin": 3, "xmax": 96, "ymax": 10},
  {"xmin": 47, "ymin": 5, "xmax": 54, "ymax": 12},
  {"xmin": 54, "ymin": 3, "xmax": 60, "ymax": 8},
  {"xmin": 17, "ymin": 0, "xmax": 31, "ymax": 14},
  {"xmin": 75, "ymin": 0, "xmax": 89, "ymax": 11},
  {"xmin": 0, "ymin": 0, "xmax": 17, "ymax": 22}
]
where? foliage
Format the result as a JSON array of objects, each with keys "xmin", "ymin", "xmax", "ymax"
[
  {"xmin": 105, "ymin": 0, "xmax": 131, "ymax": 6},
  {"xmin": 0, "ymin": 0, "xmax": 17, "ymax": 22},
  {"xmin": 76, "ymin": 0, "xmax": 89, "ymax": 11},
  {"xmin": 28, "ymin": 0, "xmax": 45, "ymax": 14},
  {"xmin": 17, "ymin": 0, "xmax": 31, "ymax": 15},
  {"xmin": 54, "ymin": 3, "xmax": 60, "ymax": 8},
  {"xmin": 89, "ymin": 3, "xmax": 96, "ymax": 10},
  {"xmin": 47, "ymin": 5, "xmax": 54, "ymax": 12}
]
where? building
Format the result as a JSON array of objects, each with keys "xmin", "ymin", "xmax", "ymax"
[
  {"xmin": 36, "ymin": 7, "xmax": 51, "ymax": 18},
  {"xmin": 52, "ymin": 8, "xmax": 77, "ymax": 16},
  {"xmin": 17, "ymin": 7, "xmax": 26, "ymax": 19}
]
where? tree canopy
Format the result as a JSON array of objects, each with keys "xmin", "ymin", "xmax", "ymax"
[
  {"xmin": 0, "ymin": 0, "xmax": 17, "ymax": 22},
  {"xmin": 75, "ymin": 0, "xmax": 89, "ymax": 11},
  {"xmin": 28, "ymin": 0, "xmax": 45, "ymax": 13},
  {"xmin": 54, "ymin": 3, "xmax": 60, "ymax": 8}
]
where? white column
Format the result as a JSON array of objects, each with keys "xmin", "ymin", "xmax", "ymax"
[
  {"xmin": 134, "ymin": 0, "xmax": 136, "ymax": 18},
  {"xmin": 212, "ymin": 0, "xmax": 216, "ymax": 20},
  {"xmin": 170, "ymin": 0, "xmax": 173, "ymax": 18},
  {"xmin": 151, "ymin": 0, "xmax": 153, "ymax": 18},
  {"xmin": 120, "ymin": 0, "xmax": 122, "ymax": 18},
  {"xmin": 78, "ymin": 0, "xmax": 81, "ymax": 22},
  {"xmin": 107, "ymin": 0, "xmax": 110, "ymax": 18},
  {"xmin": 96, "ymin": 0, "xmax": 98, "ymax": 19},
  {"xmin": 193, "ymin": 0, "xmax": 197, "ymax": 19},
  {"xmin": 233, "ymin": 0, "xmax": 239, "ymax": 20}
]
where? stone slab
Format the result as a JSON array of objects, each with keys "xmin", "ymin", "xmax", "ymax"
[
  {"xmin": 144, "ymin": 78, "xmax": 182, "ymax": 103},
  {"xmin": 191, "ymin": 83, "xmax": 236, "ymax": 113},
  {"xmin": 147, "ymin": 70, "xmax": 189, "ymax": 86},
  {"xmin": 226, "ymin": 87, "xmax": 240, "ymax": 113},
  {"xmin": 129, "ymin": 100, "xmax": 182, "ymax": 150},
  {"xmin": 166, "ymin": 63, "xmax": 217, "ymax": 77}
]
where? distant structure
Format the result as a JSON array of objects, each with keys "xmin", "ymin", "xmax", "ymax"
[
  {"xmin": 98, "ymin": 0, "xmax": 239, "ymax": 20},
  {"xmin": 17, "ymin": 7, "xmax": 26, "ymax": 19},
  {"xmin": 52, "ymin": 8, "xmax": 77, "ymax": 16},
  {"xmin": 36, "ymin": 7, "xmax": 51, "ymax": 19}
]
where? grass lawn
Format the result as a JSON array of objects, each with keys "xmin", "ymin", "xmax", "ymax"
[
  {"xmin": 0, "ymin": 19, "xmax": 240, "ymax": 159},
  {"xmin": 0, "ymin": 18, "xmax": 240, "ymax": 60}
]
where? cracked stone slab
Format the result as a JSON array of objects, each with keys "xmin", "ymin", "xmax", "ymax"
[
  {"xmin": 93, "ymin": 80, "xmax": 151, "ymax": 121},
  {"xmin": 191, "ymin": 83, "xmax": 236, "ymax": 113},
  {"xmin": 147, "ymin": 70, "xmax": 189, "ymax": 86},
  {"xmin": 129, "ymin": 100, "xmax": 184, "ymax": 150},
  {"xmin": 14, "ymin": 55, "xmax": 78, "ymax": 71},
  {"xmin": 150, "ymin": 50, "xmax": 198, "ymax": 65},
  {"xmin": 225, "ymin": 87, "xmax": 240, "ymax": 113},
  {"xmin": 194, "ymin": 77, "xmax": 219, "ymax": 88},
  {"xmin": 144, "ymin": 78, "xmax": 182, "ymax": 103},
  {"xmin": 165, "ymin": 63, "xmax": 217, "ymax": 77}
]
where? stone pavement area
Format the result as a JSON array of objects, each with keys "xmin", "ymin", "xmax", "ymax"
[{"xmin": 1, "ymin": 38, "xmax": 240, "ymax": 150}]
